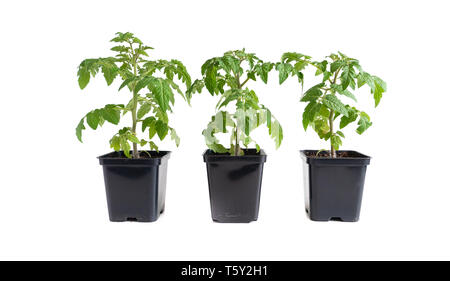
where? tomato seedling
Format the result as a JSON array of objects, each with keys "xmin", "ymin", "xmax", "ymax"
[{"xmin": 76, "ymin": 32, "xmax": 192, "ymax": 158}]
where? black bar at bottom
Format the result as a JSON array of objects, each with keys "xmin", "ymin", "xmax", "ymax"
[{"xmin": 0, "ymin": 261, "xmax": 446, "ymax": 280}]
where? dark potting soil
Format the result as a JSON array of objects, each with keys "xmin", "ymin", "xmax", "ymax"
[
  {"xmin": 107, "ymin": 151, "xmax": 166, "ymax": 159},
  {"xmin": 305, "ymin": 151, "xmax": 362, "ymax": 158},
  {"xmin": 206, "ymin": 148, "xmax": 261, "ymax": 156}
]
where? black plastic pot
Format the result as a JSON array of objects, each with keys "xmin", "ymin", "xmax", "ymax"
[
  {"xmin": 300, "ymin": 150, "xmax": 371, "ymax": 222},
  {"xmin": 203, "ymin": 149, "xmax": 266, "ymax": 223},
  {"xmin": 98, "ymin": 151, "xmax": 171, "ymax": 222}
]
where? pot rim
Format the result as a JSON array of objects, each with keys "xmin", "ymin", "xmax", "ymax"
[
  {"xmin": 300, "ymin": 150, "xmax": 370, "ymax": 166},
  {"xmin": 203, "ymin": 148, "xmax": 267, "ymax": 163},
  {"xmin": 98, "ymin": 150, "xmax": 171, "ymax": 166}
]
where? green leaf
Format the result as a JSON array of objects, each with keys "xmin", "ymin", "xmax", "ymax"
[
  {"xmin": 134, "ymin": 76, "xmax": 152, "ymax": 94},
  {"xmin": 331, "ymin": 84, "xmax": 357, "ymax": 102},
  {"xmin": 118, "ymin": 127, "xmax": 130, "ymax": 135},
  {"xmin": 149, "ymin": 141, "xmax": 159, "ymax": 152},
  {"xmin": 120, "ymin": 137, "xmax": 131, "ymax": 158},
  {"xmin": 225, "ymin": 56, "xmax": 240, "ymax": 74},
  {"xmin": 244, "ymin": 116, "xmax": 250, "ymax": 135},
  {"xmin": 155, "ymin": 120, "xmax": 169, "ymax": 140},
  {"xmin": 149, "ymin": 124, "xmax": 157, "ymax": 139},
  {"xmin": 217, "ymin": 56, "xmax": 231, "ymax": 72},
  {"xmin": 136, "ymin": 48, "xmax": 149, "ymax": 57},
  {"xmin": 217, "ymin": 90, "xmax": 240, "ymax": 110},
  {"xmin": 356, "ymin": 112, "xmax": 372, "ymax": 134},
  {"xmin": 270, "ymin": 118, "xmax": 283, "ymax": 148},
  {"xmin": 323, "ymin": 95, "xmax": 349, "ymax": 117},
  {"xmin": 338, "ymin": 89, "xmax": 357, "ymax": 102},
  {"xmin": 314, "ymin": 60, "xmax": 328, "ymax": 74},
  {"xmin": 205, "ymin": 65, "xmax": 217, "ymax": 94},
  {"xmin": 302, "ymin": 102, "xmax": 321, "ymax": 130},
  {"xmin": 318, "ymin": 105, "xmax": 330, "ymax": 118},
  {"xmin": 132, "ymin": 37, "xmax": 143, "ymax": 44},
  {"xmin": 247, "ymin": 71, "xmax": 256, "ymax": 81},
  {"xmin": 167, "ymin": 79, "xmax": 185, "ymax": 101},
  {"xmin": 137, "ymin": 103, "xmax": 151, "ymax": 119},
  {"xmin": 155, "ymin": 107, "xmax": 168, "ymax": 123},
  {"xmin": 142, "ymin": 116, "xmax": 156, "ymax": 132},
  {"xmin": 186, "ymin": 79, "xmax": 204, "ymax": 101},
  {"xmin": 110, "ymin": 135, "xmax": 121, "ymax": 151},
  {"xmin": 301, "ymin": 86, "xmax": 323, "ymax": 102},
  {"xmin": 246, "ymin": 90, "xmax": 259, "ymax": 104},
  {"xmin": 169, "ymin": 59, "xmax": 192, "ymax": 88},
  {"xmin": 86, "ymin": 110, "xmax": 100, "ymax": 130},
  {"xmin": 281, "ymin": 52, "xmax": 309, "ymax": 63},
  {"xmin": 340, "ymin": 65, "xmax": 356, "ymax": 90},
  {"xmin": 336, "ymin": 131, "xmax": 345, "ymax": 138},
  {"xmin": 127, "ymin": 134, "xmax": 140, "ymax": 144},
  {"xmin": 111, "ymin": 32, "xmax": 134, "ymax": 43},
  {"xmin": 119, "ymin": 77, "xmax": 136, "ymax": 91},
  {"xmin": 207, "ymin": 143, "xmax": 228, "ymax": 153},
  {"xmin": 340, "ymin": 107, "xmax": 358, "ymax": 129},
  {"xmin": 331, "ymin": 135, "xmax": 342, "ymax": 150},
  {"xmin": 148, "ymin": 78, "xmax": 174, "ymax": 111},
  {"xmin": 75, "ymin": 118, "xmax": 85, "ymax": 142},
  {"xmin": 77, "ymin": 67, "xmax": 90, "ymax": 89},
  {"xmin": 330, "ymin": 60, "xmax": 345, "ymax": 73},
  {"xmin": 373, "ymin": 76, "xmax": 386, "ymax": 107},
  {"xmin": 357, "ymin": 71, "xmax": 372, "ymax": 88},
  {"xmin": 294, "ymin": 61, "xmax": 308, "ymax": 72},
  {"xmin": 142, "ymin": 116, "xmax": 158, "ymax": 139},
  {"xmin": 297, "ymin": 71, "xmax": 305, "ymax": 85},
  {"xmin": 102, "ymin": 107, "xmax": 121, "ymax": 125},
  {"xmin": 312, "ymin": 116, "xmax": 330, "ymax": 139},
  {"xmin": 170, "ymin": 128, "xmax": 180, "ymax": 147},
  {"xmin": 276, "ymin": 63, "xmax": 293, "ymax": 84},
  {"xmin": 201, "ymin": 58, "xmax": 214, "ymax": 75},
  {"xmin": 101, "ymin": 63, "xmax": 118, "ymax": 86},
  {"xmin": 110, "ymin": 45, "xmax": 128, "ymax": 53},
  {"xmin": 256, "ymin": 62, "xmax": 273, "ymax": 84},
  {"xmin": 322, "ymin": 71, "xmax": 331, "ymax": 82}
]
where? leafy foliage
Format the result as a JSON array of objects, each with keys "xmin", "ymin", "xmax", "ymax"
[
  {"xmin": 279, "ymin": 51, "xmax": 386, "ymax": 157},
  {"xmin": 191, "ymin": 49, "xmax": 283, "ymax": 155},
  {"xmin": 76, "ymin": 32, "xmax": 192, "ymax": 158}
]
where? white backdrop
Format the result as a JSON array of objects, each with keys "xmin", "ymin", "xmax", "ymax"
[{"xmin": 0, "ymin": 0, "xmax": 449, "ymax": 260}]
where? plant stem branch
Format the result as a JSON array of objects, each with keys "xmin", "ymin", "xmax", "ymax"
[
  {"xmin": 333, "ymin": 67, "xmax": 341, "ymax": 84},
  {"xmin": 240, "ymin": 76, "xmax": 250, "ymax": 88}
]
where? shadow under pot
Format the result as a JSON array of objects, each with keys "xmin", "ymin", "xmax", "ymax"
[
  {"xmin": 98, "ymin": 151, "xmax": 171, "ymax": 222},
  {"xmin": 203, "ymin": 149, "xmax": 267, "ymax": 223},
  {"xmin": 300, "ymin": 150, "xmax": 371, "ymax": 222}
]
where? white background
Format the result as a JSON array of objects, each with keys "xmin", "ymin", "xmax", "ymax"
[{"xmin": 0, "ymin": 0, "xmax": 449, "ymax": 260}]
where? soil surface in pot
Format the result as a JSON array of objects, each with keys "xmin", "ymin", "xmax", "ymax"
[
  {"xmin": 305, "ymin": 151, "xmax": 362, "ymax": 158},
  {"xmin": 106, "ymin": 151, "xmax": 166, "ymax": 159},
  {"xmin": 208, "ymin": 149, "xmax": 261, "ymax": 156}
]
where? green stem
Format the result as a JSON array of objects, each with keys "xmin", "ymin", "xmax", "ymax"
[
  {"xmin": 240, "ymin": 76, "xmax": 250, "ymax": 88},
  {"xmin": 234, "ymin": 124, "xmax": 239, "ymax": 156},
  {"xmin": 131, "ymin": 94, "xmax": 138, "ymax": 158},
  {"xmin": 333, "ymin": 67, "xmax": 341, "ymax": 84},
  {"xmin": 233, "ymin": 72, "xmax": 241, "ymax": 156},
  {"xmin": 329, "ymin": 109, "xmax": 336, "ymax": 158},
  {"xmin": 328, "ymin": 68, "xmax": 341, "ymax": 159},
  {"xmin": 129, "ymin": 42, "xmax": 139, "ymax": 159}
]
